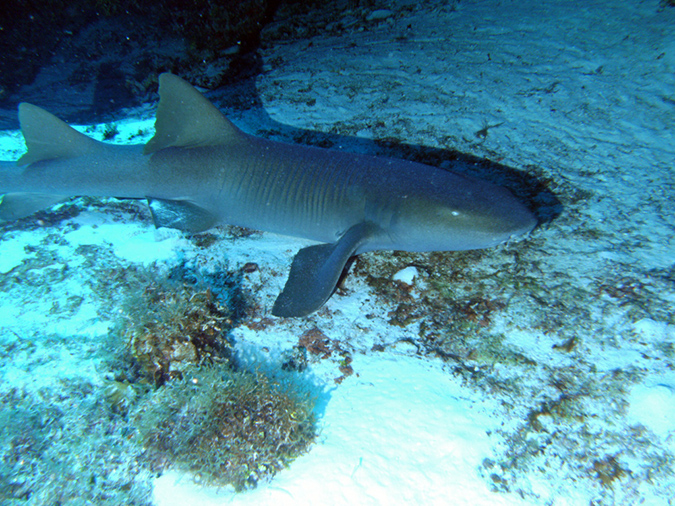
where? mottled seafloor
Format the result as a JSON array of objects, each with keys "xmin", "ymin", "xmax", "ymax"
[{"xmin": 1, "ymin": 0, "xmax": 674, "ymax": 505}]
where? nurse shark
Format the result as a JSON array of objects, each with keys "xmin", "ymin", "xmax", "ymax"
[{"xmin": 0, "ymin": 73, "xmax": 536, "ymax": 317}]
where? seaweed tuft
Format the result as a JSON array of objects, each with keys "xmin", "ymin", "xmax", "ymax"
[
  {"xmin": 134, "ymin": 365, "xmax": 317, "ymax": 491},
  {"xmin": 116, "ymin": 267, "xmax": 236, "ymax": 385}
]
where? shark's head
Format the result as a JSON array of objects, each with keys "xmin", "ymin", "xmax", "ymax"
[{"xmin": 380, "ymin": 169, "xmax": 537, "ymax": 252}]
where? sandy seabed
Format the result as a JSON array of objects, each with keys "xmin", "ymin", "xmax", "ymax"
[{"xmin": 0, "ymin": 1, "xmax": 674, "ymax": 504}]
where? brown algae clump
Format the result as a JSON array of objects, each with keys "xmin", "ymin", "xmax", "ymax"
[
  {"xmin": 119, "ymin": 268, "xmax": 235, "ymax": 384},
  {"xmin": 102, "ymin": 264, "xmax": 316, "ymax": 490},
  {"xmin": 134, "ymin": 365, "xmax": 317, "ymax": 491}
]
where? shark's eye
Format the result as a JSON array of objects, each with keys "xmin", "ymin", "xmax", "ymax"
[{"xmin": 438, "ymin": 208, "xmax": 461, "ymax": 219}]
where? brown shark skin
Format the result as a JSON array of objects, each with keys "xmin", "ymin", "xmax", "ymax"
[{"xmin": 0, "ymin": 73, "xmax": 537, "ymax": 316}]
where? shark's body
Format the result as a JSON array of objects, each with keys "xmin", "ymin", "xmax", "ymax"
[{"xmin": 0, "ymin": 73, "xmax": 536, "ymax": 316}]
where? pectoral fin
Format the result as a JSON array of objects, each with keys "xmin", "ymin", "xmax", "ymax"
[
  {"xmin": 272, "ymin": 222, "xmax": 377, "ymax": 317},
  {"xmin": 147, "ymin": 197, "xmax": 218, "ymax": 233}
]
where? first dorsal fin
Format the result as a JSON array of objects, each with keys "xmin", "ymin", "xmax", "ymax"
[
  {"xmin": 143, "ymin": 73, "xmax": 246, "ymax": 155},
  {"xmin": 17, "ymin": 103, "xmax": 105, "ymax": 166}
]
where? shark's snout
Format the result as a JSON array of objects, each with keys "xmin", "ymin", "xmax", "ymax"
[
  {"xmin": 503, "ymin": 199, "xmax": 538, "ymax": 236},
  {"xmin": 476, "ymin": 188, "xmax": 537, "ymax": 247}
]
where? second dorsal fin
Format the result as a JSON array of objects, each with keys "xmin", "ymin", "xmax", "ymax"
[
  {"xmin": 17, "ymin": 103, "xmax": 105, "ymax": 166},
  {"xmin": 144, "ymin": 73, "xmax": 246, "ymax": 155}
]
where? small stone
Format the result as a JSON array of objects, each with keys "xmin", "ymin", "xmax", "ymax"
[
  {"xmin": 366, "ymin": 9, "xmax": 393, "ymax": 22},
  {"xmin": 393, "ymin": 266, "xmax": 418, "ymax": 285},
  {"xmin": 242, "ymin": 262, "xmax": 258, "ymax": 273}
]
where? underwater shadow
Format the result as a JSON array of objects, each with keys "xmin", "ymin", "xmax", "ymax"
[{"xmin": 207, "ymin": 53, "xmax": 562, "ymax": 228}]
